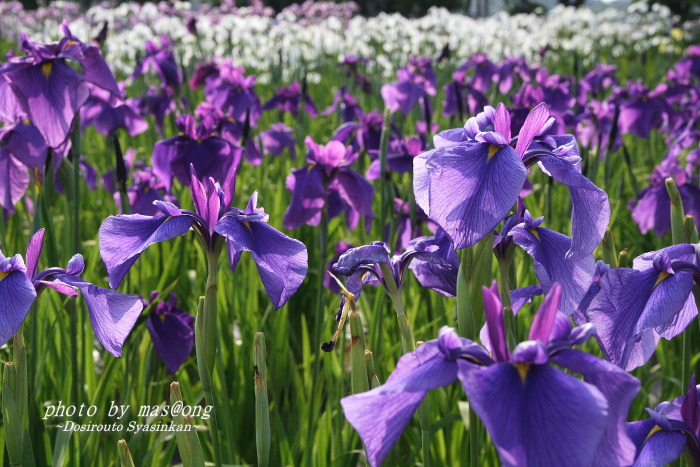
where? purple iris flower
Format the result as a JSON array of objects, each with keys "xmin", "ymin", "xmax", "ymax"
[
  {"xmin": 132, "ymin": 35, "xmax": 182, "ymax": 92},
  {"xmin": 0, "ymin": 22, "xmax": 120, "ymax": 148},
  {"xmin": 0, "ymin": 229, "xmax": 143, "ymax": 356},
  {"xmin": 133, "ymin": 85, "xmax": 176, "ymax": 138},
  {"xmin": 0, "ymin": 118, "xmax": 48, "ymax": 211},
  {"xmin": 332, "ymin": 228, "xmax": 459, "ymax": 298},
  {"xmin": 283, "ymin": 136, "xmax": 374, "ymax": 231},
  {"xmin": 338, "ymin": 55, "xmax": 372, "ymax": 93},
  {"xmin": 381, "ymin": 56, "xmax": 436, "ymax": 115},
  {"xmin": 99, "ymin": 166, "xmax": 308, "ymax": 309},
  {"xmin": 332, "ymin": 109, "xmax": 384, "ymax": 154},
  {"xmin": 458, "ymin": 53, "xmax": 497, "ymax": 94},
  {"xmin": 322, "ymin": 85, "xmax": 363, "ymax": 123},
  {"xmin": 341, "ymin": 283, "xmax": 639, "ymax": 466},
  {"xmin": 262, "ymin": 80, "xmax": 318, "ymax": 117},
  {"xmin": 323, "ymin": 241, "xmax": 354, "ymax": 294},
  {"xmin": 577, "ymin": 64, "xmax": 618, "ymax": 105},
  {"xmin": 615, "ymin": 80, "xmax": 672, "ymax": 139},
  {"xmin": 258, "ymin": 123, "xmax": 296, "ymax": 160},
  {"xmin": 152, "ymin": 114, "xmax": 242, "ymax": 191},
  {"xmin": 80, "ymin": 82, "xmax": 148, "ymax": 137},
  {"xmin": 204, "ymin": 61, "xmax": 262, "ymax": 129},
  {"xmin": 629, "ymin": 156, "xmax": 700, "ymax": 237},
  {"xmin": 627, "ymin": 375, "xmax": 700, "ymax": 466},
  {"xmin": 414, "ymin": 102, "xmax": 609, "ymax": 260},
  {"xmin": 580, "ymin": 244, "xmax": 699, "ymax": 370},
  {"xmin": 442, "ymin": 68, "xmax": 488, "ymax": 122},
  {"xmin": 495, "ymin": 56, "xmax": 532, "ymax": 95},
  {"xmin": 145, "ymin": 292, "xmax": 195, "ymax": 374},
  {"xmin": 574, "ymin": 98, "xmax": 622, "ymax": 158},
  {"xmin": 365, "ymin": 135, "xmax": 423, "ymax": 181},
  {"xmin": 509, "ymin": 210, "xmax": 595, "ymax": 315}
]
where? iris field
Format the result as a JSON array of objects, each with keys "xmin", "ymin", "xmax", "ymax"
[{"xmin": 1, "ymin": 1, "xmax": 700, "ymax": 465}]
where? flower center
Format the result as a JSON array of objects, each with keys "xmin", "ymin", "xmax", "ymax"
[
  {"xmin": 514, "ymin": 362, "xmax": 530, "ymax": 383},
  {"xmin": 0, "ymin": 271, "xmax": 9, "ymax": 281},
  {"xmin": 488, "ymin": 144, "xmax": 500, "ymax": 160}
]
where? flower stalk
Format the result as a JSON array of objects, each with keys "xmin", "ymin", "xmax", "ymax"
[{"xmin": 254, "ymin": 332, "xmax": 271, "ymax": 467}]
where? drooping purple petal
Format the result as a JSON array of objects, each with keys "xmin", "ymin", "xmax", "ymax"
[
  {"xmin": 282, "ymin": 165, "xmax": 325, "ymax": 230},
  {"xmin": 552, "ymin": 349, "xmax": 639, "ymax": 466},
  {"xmin": 537, "ymin": 155, "xmax": 610, "ymax": 261},
  {"xmin": 414, "ymin": 143, "xmax": 527, "ymax": 249},
  {"xmin": 510, "ymin": 225, "xmax": 595, "ymax": 316},
  {"xmin": 54, "ymin": 274, "xmax": 143, "ymax": 357},
  {"xmin": 215, "ymin": 194, "xmax": 308, "ymax": 308},
  {"xmin": 146, "ymin": 295, "xmax": 194, "ymax": 374},
  {"xmin": 99, "ymin": 213, "xmax": 193, "ymax": 289}
]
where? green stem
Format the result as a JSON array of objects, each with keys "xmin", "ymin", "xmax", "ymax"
[
  {"xmin": 195, "ymin": 252, "xmax": 222, "ymax": 466},
  {"xmin": 469, "ymin": 404, "xmax": 479, "ymax": 467},
  {"xmin": 497, "ymin": 257, "xmax": 517, "ymax": 349}
]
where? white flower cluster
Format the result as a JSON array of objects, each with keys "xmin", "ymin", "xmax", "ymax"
[{"xmin": 0, "ymin": 0, "xmax": 681, "ymax": 80}]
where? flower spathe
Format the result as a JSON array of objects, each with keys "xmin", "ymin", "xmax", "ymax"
[
  {"xmin": 0, "ymin": 229, "xmax": 143, "ymax": 357},
  {"xmin": 341, "ymin": 283, "xmax": 639, "ymax": 467},
  {"xmin": 99, "ymin": 166, "xmax": 308, "ymax": 309}
]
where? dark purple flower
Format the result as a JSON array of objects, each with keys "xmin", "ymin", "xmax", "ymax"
[
  {"xmin": 381, "ymin": 56, "xmax": 436, "ymax": 115},
  {"xmin": 332, "ymin": 229, "xmax": 458, "ymax": 298},
  {"xmin": 204, "ymin": 61, "xmax": 262, "ymax": 128},
  {"xmin": 262, "ymin": 80, "xmax": 317, "ymax": 117},
  {"xmin": 616, "ymin": 80, "xmax": 672, "ymax": 139},
  {"xmin": 0, "ymin": 229, "xmax": 143, "ymax": 356},
  {"xmin": 581, "ymin": 244, "xmax": 698, "ymax": 370},
  {"xmin": 341, "ymin": 284, "xmax": 639, "ymax": 466},
  {"xmin": 365, "ymin": 135, "xmax": 423, "ymax": 181},
  {"xmin": 627, "ymin": 375, "xmax": 700, "ymax": 466},
  {"xmin": 259, "ymin": 123, "xmax": 296, "ymax": 160},
  {"xmin": 629, "ymin": 156, "xmax": 700, "ymax": 237},
  {"xmin": 145, "ymin": 292, "xmax": 195, "ymax": 374},
  {"xmin": 152, "ymin": 114, "xmax": 242, "ymax": 191},
  {"xmin": 322, "ymin": 85, "xmax": 363, "ymax": 123},
  {"xmin": 99, "ymin": 166, "xmax": 308, "ymax": 309},
  {"xmin": 80, "ymin": 82, "xmax": 148, "ymax": 137},
  {"xmin": 0, "ymin": 22, "xmax": 119, "ymax": 148},
  {"xmin": 132, "ymin": 35, "xmax": 182, "ymax": 92},
  {"xmin": 415, "ymin": 102, "xmax": 609, "ymax": 260},
  {"xmin": 133, "ymin": 85, "xmax": 176, "ymax": 138},
  {"xmin": 283, "ymin": 136, "xmax": 374, "ymax": 230}
]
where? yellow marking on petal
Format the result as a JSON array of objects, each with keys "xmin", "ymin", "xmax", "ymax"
[
  {"xmin": 41, "ymin": 62, "xmax": 53, "ymax": 78},
  {"xmin": 644, "ymin": 425, "xmax": 663, "ymax": 442},
  {"xmin": 159, "ymin": 314, "xmax": 166, "ymax": 322},
  {"xmin": 488, "ymin": 144, "xmax": 500, "ymax": 160},
  {"xmin": 0, "ymin": 271, "xmax": 9, "ymax": 281},
  {"xmin": 22, "ymin": 118, "xmax": 31, "ymax": 125},
  {"xmin": 308, "ymin": 163, "xmax": 316, "ymax": 171},
  {"xmin": 654, "ymin": 271, "xmax": 670, "ymax": 288},
  {"xmin": 514, "ymin": 362, "xmax": 530, "ymax": 383},
  {"xmin": 528, "ymin": 228, "xmax": 540, "ymax": 241},
  {"xmin": 34, "ymin": 167, "xmax": 42, "ymax": 195},
  {"xmin": 244, "ymin": 222, "xmax": 252, "ymax": 231}
]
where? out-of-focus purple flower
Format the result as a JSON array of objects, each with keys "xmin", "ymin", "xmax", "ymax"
[
  {"xmin": 442, "ymin": 68, "xmax": 488, "ymax": 121},
  {"xmin": 577, "ymin": 64, "xmax": 618, "ymax": 105},
  {"xmin": 263, "ymin": 80, "xmax": 317, "ymax": 117},
  {"xmin": 189, "ymin": 62, "xmax": 220, "ymax": 90},
  {"xmin": 152, "ymin": 114, "xmax": 242, "ymax": 191},
  {"xmin": 204, "ymin": 61, "xmax": 262, "ymax": 128},
  {"xmin": 366, "ymin": 135, "xmax": 424, "ymax": 180},
  {"xmin": 145, "ymin": 292, "xmax": 195, "ymax": 374},
  {"xmin": 0, "ymin": 229, "xmax": 143, "ymax": 356},
  {"xmin": 332, "ymin": 109, "xmax": 384, "ymax": 154},
  {"xmin": 99, "ymin": 166, "xmax": 308, "ymax": 309},
  {"xmin": 332, "ymin": 228, "xmax": 459, "ymax": 298},
  {"xmin": 616, "ymin": 80, "xmax": 673, "ymax": 138},
  {"xmin": 574, "ymin": 99, "xmax": 622, "ymax": 158},
  {"xmin": 414, "ymin": 102, "xmax": 610, "ymax": 260},
  {"xmin": 627, "ymin": 375, "xmax": 700, "ymax": 466},
  {"xmin": 80, "ymin": 82, "xmax": 148, "ymax": 137},
  {"xmin": 132, "ymin": 35, "xmax": 182, "ymax": 92},
  {"xmin": 338, "ymin": 55, "xmax": 372, "ymax": 93},
  {"xmin": 322, "ymin": 85, "xmax": 363, "ymax": 123},
  {"xmin": 629, "ymin": 156, "xmax": 700, "ymax": 237},
  {"xmin": 386, "ymin": 197, "xmax": 435, "ymax": 253},
  {"xmin": 580, "ymin": 244, "xmax": 699, "ymax": 370},
  {"xmin": 495, "ymin": 56, "xmax": 532, "ymax": 95},
  {"xmin": 381, "ymin": 56, "xmax": 436, "ymax": 115},
  {"xmin": 283, "ymin": 136, "xmax": 374, "ymax": 230},
  {"xmin": 259, "ymin": 123, "xmax": 296, "ymax": 160},
  {"xmin": 133, "ymin": 85, "xmax": 176, "ymax": 138},
  {"xmin": 457, "ymin": 53, "xmax": 497, "ymax": 94},
  {"xmin": 341, "ymin": 284, "xmax": 639, "ymax": 467},
  {"xmin": 0, "ymin": 22, "xmax": 119, "ymax": 147},
  {"xmin": 0, "ymin": 119, "xmax": 49, "ymax": 211}
]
